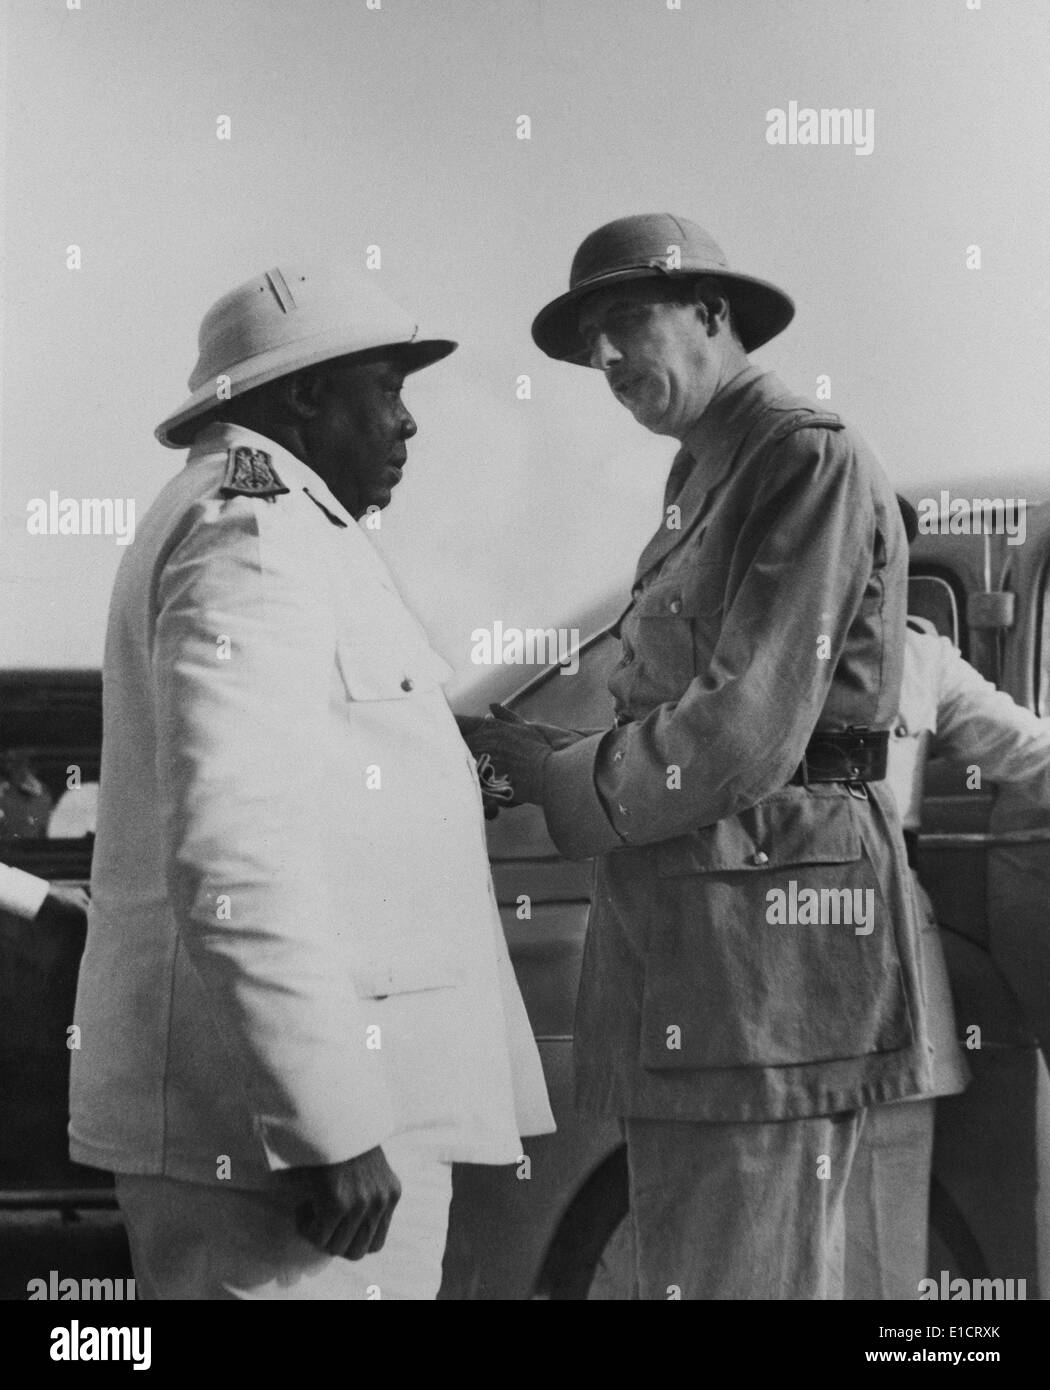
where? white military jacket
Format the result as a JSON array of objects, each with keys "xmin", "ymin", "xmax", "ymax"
[
  {"xmin": 887, "ymin": 623, "xmax": 1050, "ymax": 831},
  {"xmin": 884, "ymin": 621, "xmax": 1050, "ymax": 1097},
  {"xmin": 70, "ymin": 422, "xmax": 552, "ymax": 1186}
]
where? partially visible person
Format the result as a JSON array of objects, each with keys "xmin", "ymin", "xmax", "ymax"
[
  {"xmin": 1, "ymin": 753, "xmax": 87, "ymax": 925},
  {"xmin": 844, "ymin": 495, "xmax": 1050, "ymax": 1298},
  {"xmin": 0, "ymin": 751, "xmax": 52, "ymax": 839},
  {"xmin": 0, "ymin": 863, "xmax": 89, "ymax": 926}
]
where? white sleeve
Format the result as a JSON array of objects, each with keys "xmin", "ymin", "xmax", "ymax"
[
  {"xmin": 932, "ymin": 636, "xmax": 1050, "ymax": 804},
  {"xmin": 0, "ymin": 862, "xmax": 50, "ymax": 920},
  {"xmin": 153, "ymin": 495, "xmax": 395, "ymax": 1171}
]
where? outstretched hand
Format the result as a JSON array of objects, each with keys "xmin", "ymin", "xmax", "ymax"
[{"xmin": 464, "ymin": 717, "xmax": 554, "ymax": 806}]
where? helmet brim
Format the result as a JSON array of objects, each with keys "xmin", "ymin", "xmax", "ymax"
[
  {"xmin": 156, "ymin": 336, "xmax": 457, "ymax": 449},
  {"xmin": 531, "ymin": 267, "xmax": 795, "ymax": 364}
]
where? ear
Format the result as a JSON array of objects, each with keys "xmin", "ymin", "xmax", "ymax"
[
  {"xmin": 282, "ymin": 367, "xmax": 327, "ymax": 421},
  {"xmin": 695, "ymin": 292, "xmax": 731, "ymax": 338}
]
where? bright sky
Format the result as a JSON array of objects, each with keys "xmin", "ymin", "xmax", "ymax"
[{"xmin": 1, "ymin": 0, "xmax": 1047, "ymax": 672}]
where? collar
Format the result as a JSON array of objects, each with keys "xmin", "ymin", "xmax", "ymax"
[
  {"xmin": 671, "ymin": 364, "xmax": 790, "ymax": 499},
  {"xmin": 187, "ymin": 421, "xmax": 358, "ymax": 530}
]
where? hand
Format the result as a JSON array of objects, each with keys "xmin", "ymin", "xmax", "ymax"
[
  {"xmin": 489, "ymin": 704, "xmax": 580, "ymax": 750},
  {"xmin": 465, "ymin": 719, "xmax": 553, "ymax": 806},
  {"xmin": 283, "ymin": 1145, "xmax": 401, "ymax": 1261},
  {"xmin": 37, "ymin": 884, "xmax": 90, "ymax": 926}
]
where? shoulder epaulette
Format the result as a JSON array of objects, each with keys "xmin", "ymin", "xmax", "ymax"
[
  {"xmin": 219, "ymin": 447, "xmax": 290, "ymax": 500},
  {"xmin": 769, "ymin": 407, "xmax": 845, "ymax": 443}
]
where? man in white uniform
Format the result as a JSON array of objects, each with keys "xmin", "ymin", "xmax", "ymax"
[
  {"xmin": 844, "ymin": 498, "xmax": 1050, "ymax": 1297},
  {"xmin": 69, "ymin": 262, "xmax": 553, "ymax": 1300}
]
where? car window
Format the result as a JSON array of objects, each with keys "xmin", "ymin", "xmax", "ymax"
[
  {"xmin": 908, "ymin": 572, "xmax": 961, "ymax": 650},
  {"xmin": 0, "ymin": 676, "xmax": 101, "ymax": 845},
  {"xmin": 0, "ymin": 752, "xmax": 98, "ymax": 844}
]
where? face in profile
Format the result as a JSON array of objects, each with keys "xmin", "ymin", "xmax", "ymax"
[{"xmin": 306, "ymin": 356, "xmax": 418, "ymax": 519}]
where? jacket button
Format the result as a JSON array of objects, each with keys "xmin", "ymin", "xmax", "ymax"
[
  {"xmin": 669, "ymin": 598, "xmax": 682, "ymax": 614},
  {"xmin": 613, "ymin": 750, "xmax": 624, "ymax": 762},
  {"xmin": 750, "ymin": 850, "xmax": 769, "ymax": 866},
  {"xmin": 894, "ymin": 724, "xmax": 908, "ymax": 737},
  {"xmin": 618, "ymin": 803, "xmax": 629, "ymax": 818},
  {"xmin": 400, "ymin": 677, "xmax": 413, "ymax": 691}
]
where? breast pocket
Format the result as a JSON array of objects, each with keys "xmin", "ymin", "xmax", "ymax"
[
  {"xmin": 334, "ymin": 585, "xmax": 452, "ymax": 703},
  {"xmin": 628, "ymin": 567, "xmax": 723, "ymax": 699},
  {"xmin": 639, "ymin": 789, "xmax": 913, "ymax": 1070},
  {"xmin": 335, "ymin": 637, "xmax": 450, "ymax": 703}
]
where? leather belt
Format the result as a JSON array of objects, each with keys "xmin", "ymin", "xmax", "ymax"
[{"xmin": 789, "ymin": 727, "xmax": 890, "ymax": 786}]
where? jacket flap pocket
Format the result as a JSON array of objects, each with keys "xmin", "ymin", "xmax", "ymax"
[
  {"xmin": 635, "ymin": 567, "xmax": 722, "ymax": 620},
  {"xmin": 639, "ymin": 857, "xmax": 912, "ymax": 1070},
  {"xmin": 655, "ymin": 789, "xmax": 861, "ymax": 877},
  {"xmin": 351, "ymin": 955, "xmax": 460, "ymax": 1000},
  {"xmin": 336, "ymin": 635, "xmax": 451, "ymax": 703}
]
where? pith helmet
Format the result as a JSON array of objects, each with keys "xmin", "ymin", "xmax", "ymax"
[
  {"xmin": 531, "ymin": 213, "xmax": 795, "ymax": 365},
  {"xmin": 156, "ymin": 261, "xmax": 456, "ymax": 448}
]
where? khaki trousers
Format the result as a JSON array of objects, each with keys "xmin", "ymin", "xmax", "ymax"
[
  {"xmin": 843, "ymin": 1097, "xmax": 936, "ymax": 1299},
  {"xmin": 624, "ymin": 1111, "xmax": 864, "ymax": 1299},
  {"xmin": 114, "ymin": 1134, "xmax": 452, "ymax": 1300}
]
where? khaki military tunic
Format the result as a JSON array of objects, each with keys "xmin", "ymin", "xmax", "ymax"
[{"xmin": 542, "ymin": 366, "xmax": 938, "ymax": 1120}]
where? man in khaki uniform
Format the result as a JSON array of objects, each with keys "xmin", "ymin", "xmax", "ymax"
[{"xmin": 468, "ymin": 215, "xmax": 937, "ymax": 1299}]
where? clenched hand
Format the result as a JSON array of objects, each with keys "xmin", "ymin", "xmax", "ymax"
[{"xmin": 285, "ymin": 1145, "xmax": 401, "ymax": 1261}]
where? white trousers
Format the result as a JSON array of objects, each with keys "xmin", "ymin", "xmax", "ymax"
[{"xmin": 115, "ymin": 1135, "xmax": 453, "ymax": 1300}]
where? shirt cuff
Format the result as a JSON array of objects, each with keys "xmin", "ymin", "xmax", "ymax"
[
  {"xmin": 541, "ymin": 733, "xmax": 626, "ymax": 860},
  {"xmin": 0, "ymin": 865, "xmax": 50, "ymax": 920}
]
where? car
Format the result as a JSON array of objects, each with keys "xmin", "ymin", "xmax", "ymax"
[{"xmin": 2, "ymin": 498, "xmax": 1049, "ymax": 1300}]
